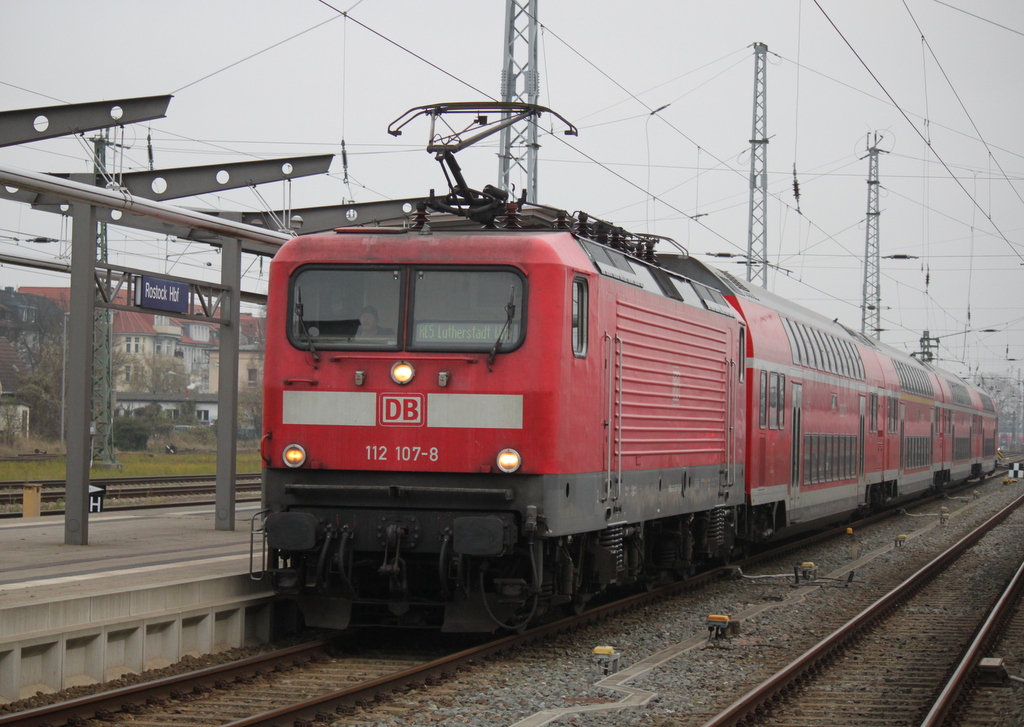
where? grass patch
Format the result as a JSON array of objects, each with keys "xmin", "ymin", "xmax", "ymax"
[{"xmin": 1, "ymin": 451, "xmax": 263, "ymax": 484}]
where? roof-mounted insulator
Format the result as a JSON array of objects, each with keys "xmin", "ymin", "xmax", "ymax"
[
  {"xmin": 555, "ymin": 211, "xmax": 571, "ymax": 230},
  {"xmin": 576, "ymin": 211, "xmax": 591, "ymax": 238},
  {"xmin": 643, "ymin": 238, "xmax": 656, "ymax": 262},
  {"xmin": 595, "ymin": 223, "xmax": 609, "ymax": 245},
  {"xmin": 611, "ymin": 228, "xmax": 629, "ymax": 252},
  {"xmin": 502, "ymin": 202, "xmax": 521, "ymax": 229},
  {"xmin": 413, "ymin": 202, "xmax": 429, "ymax": 230}
]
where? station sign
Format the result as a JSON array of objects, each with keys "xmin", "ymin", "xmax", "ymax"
[{"xmin": 135, "ymin": 275, "xmax": 189, "ymax": 313}]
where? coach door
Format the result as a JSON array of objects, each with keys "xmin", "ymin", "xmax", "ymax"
[
  {"xmin": 729, "ymin": 325, "xmax": 745, "ymax": 488},
  {"xmin": 603, "ymin": 332, "xmax": 623, "ymax": 503},
  {"xmin": 859, "ymin": 395, "xmax": 866, "ymax": 484},
  {"xmin": 899, "ymin": 402, "xmax": 906, "ymax": 472},
  {"xmin": 790, "ymin": 383, "xmax": 803, "ymax": 510}
]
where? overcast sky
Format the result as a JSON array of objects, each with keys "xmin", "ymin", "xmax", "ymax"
[{"xmin": 1, "ymin": 0, "xmax": 1021, "ymax": 381}]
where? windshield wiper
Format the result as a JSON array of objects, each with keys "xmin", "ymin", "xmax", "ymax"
[
  {"xmin": 294, "ymin": 288, "xmax": 320, "ymax": 363},
  {"xmin": 487, "ymin": 285, "xmax": 516, "ymax": 367}
]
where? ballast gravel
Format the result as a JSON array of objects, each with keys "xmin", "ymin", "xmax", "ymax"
[{"xmin": 337, "ymin": 479, "xmax": 1024, "ymax": 727}]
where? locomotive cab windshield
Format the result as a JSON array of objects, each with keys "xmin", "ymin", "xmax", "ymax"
[{"xmin": 288, "ymin": 264, "xmax": 527, "ymax": 352}]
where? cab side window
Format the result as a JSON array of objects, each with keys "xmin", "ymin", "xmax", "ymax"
[{"xmin": 571, "ymin": 277, "xmax": 588, "ymax": 358}]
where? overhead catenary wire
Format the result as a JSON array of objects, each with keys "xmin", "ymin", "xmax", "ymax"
[
  {"xmin": 812, "ymin": 0, "xmax": 1024, "ymax": 265},
  {"xmin": 901, "ymin": 0, "xmax": 1024, "ymax": 216},
  {"xmin": 2, "ymin": 4, "xmax": 1019, "ymax": 373}
]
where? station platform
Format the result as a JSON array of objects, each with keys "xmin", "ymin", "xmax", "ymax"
[{"xmin": 0, "ymin": 504, "xmax": 276, "ymax": 702}]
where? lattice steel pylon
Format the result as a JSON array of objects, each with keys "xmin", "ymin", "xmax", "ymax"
[
  {"xmin": 861, "ymin": 133, "xmax": 887, "ymax": 337},
  {"xmin": 91, "ymin": 131, "xmax": 118, "ymax": 466},
  {"xmin": 498, "ymin": 0, "xmax": 540, "ymax": 202},
  {"xmin": 746, "ymin": 43, "xmax": 769, "ymax": 287}
]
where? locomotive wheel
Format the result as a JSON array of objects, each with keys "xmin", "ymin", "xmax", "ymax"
[
  {"xmin": 673, "ymin": 565, "xmax": 695, "ymax": 580},
  {"xmin": 563, "ymin": 594, "xmax": 590, "ymax": 617}
]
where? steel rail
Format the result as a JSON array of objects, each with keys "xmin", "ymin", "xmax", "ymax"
[
  {"xmin": 919, "ymin": 544, "xmax": 1024, "ymax": 726},
  {"xmin": 0, "ymin": 641, "xmax": 333, "ymax": 727},
  {"xmin": 0, "ymin": 473, "xmax": 262, "ymax": 488},
  {"xmin": 0, "ymin": 474, "xmax": 1010, "ymax": 726},
  {"xmin": 167, "ymin": 495, "xmax": 984, "ymax": 727},
  {"xmin": 699, "ymin": 490, "xmax": 1024, "ymax": 727},
  {"xmin": 0, "ymin": 474, "xmax": 262, "ymax": 508},
  {"xmin": 0, "ymin": 494, "xmax": 262, "ymax": 519}
]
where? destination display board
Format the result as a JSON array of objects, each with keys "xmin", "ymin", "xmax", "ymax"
[{"xmin": 414, "ymin": 321, "xmax": 519, "ymax": 345}]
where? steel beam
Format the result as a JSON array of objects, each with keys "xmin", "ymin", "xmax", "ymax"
[
  {"xmin": 0, "ymin": 163, "xmax": 288, "ymax": 541},
  {"xmin": 2, "ymin": 188, "xmax": 422, "ymax": 247},
  {"xmin": 65, "ymin": 203, "xmax": 97, "ymax": 545},
  {"xmin": 0, "ymin": 163, "xmax": 290, "ymax": 248},
  {"xmin": 0, "ymin": 96, "xmax": 171, "ymax": 148},
  {"xmin": 216, "ymin": 238, "xmax": 241, "ymax": 531},
  {"xmin": 65, "ymin": 154, "xmax": 334, "ymax": 202},
  {"xmin": 0, "ymin": 251, "xmax": 70, "ymax": 272},
  {"xmin": 239, "ymin": 198, "xmax": 422, "ymax": 233}
]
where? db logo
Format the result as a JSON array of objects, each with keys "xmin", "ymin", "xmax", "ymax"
[{"xmin": 379, "ymin": 394, "xmax": 424, "ymax": 426}]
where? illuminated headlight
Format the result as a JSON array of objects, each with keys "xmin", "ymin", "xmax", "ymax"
[
  {"xmin": 496, "ymin": 448, "xmax": 521, "ymax": 473},
  {"xmin": 391, "ymin": 361, "xmax": 415, "ymax": 385},
  {"xmin": 282, "ymin": 444, "xmax": 306, "ymax": 468}
]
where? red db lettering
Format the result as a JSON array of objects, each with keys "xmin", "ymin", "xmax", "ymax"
[{"xmin": 379, "ymin": 394, "xmax": 424, "ymax": 426}]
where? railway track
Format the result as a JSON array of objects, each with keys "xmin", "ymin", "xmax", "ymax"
[
  {"xmin": 0, "ymin": 629, "xmax": 503, "ymax": 727},
  {"xmin": 0, "ymin": 474, "xmax": 262, "ymax": 513},
  {"xmin": 2, "ymin": 466, "xmax": 1020, "ymax": 726},
  {"xmin": 701, "ymin": 490, "xmax": 1024, "ymax": 727},
  {"xmin": 0, "ymin": 483, "xmax": 990, "ymax": 727},
  {"xmin": 943, "ymin": 555, "xmax": 1024, "ymax": 726}
]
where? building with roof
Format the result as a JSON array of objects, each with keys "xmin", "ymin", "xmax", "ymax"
[
  {"xmin": 0, "ymin": 286, "xmax": 67, "ymax": 363},
  {"xmin": 0, "ymin": 336, "xmax": 30, "ymax": 439},
  {"xmin": 20, "ymin": 286, "xmax": 217, "ymax": 395},
  {"xmin": 113, "ymin": 308, "xmax": 216, "ymax": 393},
  {"xmin": 15, "ymin": 286, "xmax": 264, "ymax": 426},
  {"xmin": 114, "ymin": 390, "xmax": 220, "ymax": 423}
]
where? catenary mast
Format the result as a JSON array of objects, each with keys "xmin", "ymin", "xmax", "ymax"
[
  {"xmin": 498, "ymin": 0, "xmax": 540, "ymax": 202},
  {"xmin": 861, "ymin": 133, "xmax": 886, "ymax": 337},
  {"xmin": 91, "ymin": 131, "xmax": 117, "ymax": 466},
  {"xmin": 746, "ymin": 42, "xmax": 769, "ymax": 287}
]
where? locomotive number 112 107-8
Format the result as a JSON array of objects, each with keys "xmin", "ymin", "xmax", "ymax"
[{"xmin": 365, "ymin": 445, "xmax": 441, "ymax": 462}]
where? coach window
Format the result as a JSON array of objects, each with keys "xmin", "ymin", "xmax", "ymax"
[
  {"xmin": 819, "ymin": 331, "xmax": 836, "ymax": 374},
  {"xmin": 571, "ymin": 276, "xmax": 588, "ymax": 357},
  {"xmin": 819, "ymin": 331, "xmax": 835, "ymax": 372},
  {"xmin": 838, "ymin": 340, "xmax": 851, "ymax": 378},
  {"xmin": 778, "ymin": 374, "xmax": 786, "ymax": 428},
  {"xmin": 769, "ymin": 372, "xmax": 779, "ymax": 429},
  {"xmin": 814, "ymin": 329, "xmax": 828, "ymax": 371},
  {"xmin": 792, "ymin": 322, "xmax": 808, "ymax": 367},
  {"xmin": 869, "ymin": 393, "xmax": 878, "ymax": 433},
  {"xmin": 796, "ymin": 325, "xmax": 812, "ymax": 368},
  {"xmin": 738, "ymin": 327, "xmax": 746, "ymax": 381},
  {"xmin": 759, "ymin": 370, "xmax": 768, "ymax": 429}
]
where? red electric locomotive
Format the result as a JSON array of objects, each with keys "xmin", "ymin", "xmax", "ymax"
[{"xmin": 256, "ymin": 104, "xmax": 997, "ymax": 632}]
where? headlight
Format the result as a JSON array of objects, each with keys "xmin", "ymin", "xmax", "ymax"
[
  {"xmin": 496, "ymin": 448, "xmax": 521, "ymax": 473},
  {"xmin": 282, "ymin": 444, "xmax": 306, "ymax": 468},
  {"xmin": 391, "ymin": 361, "xmax": 415, "ymax": 385}
]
